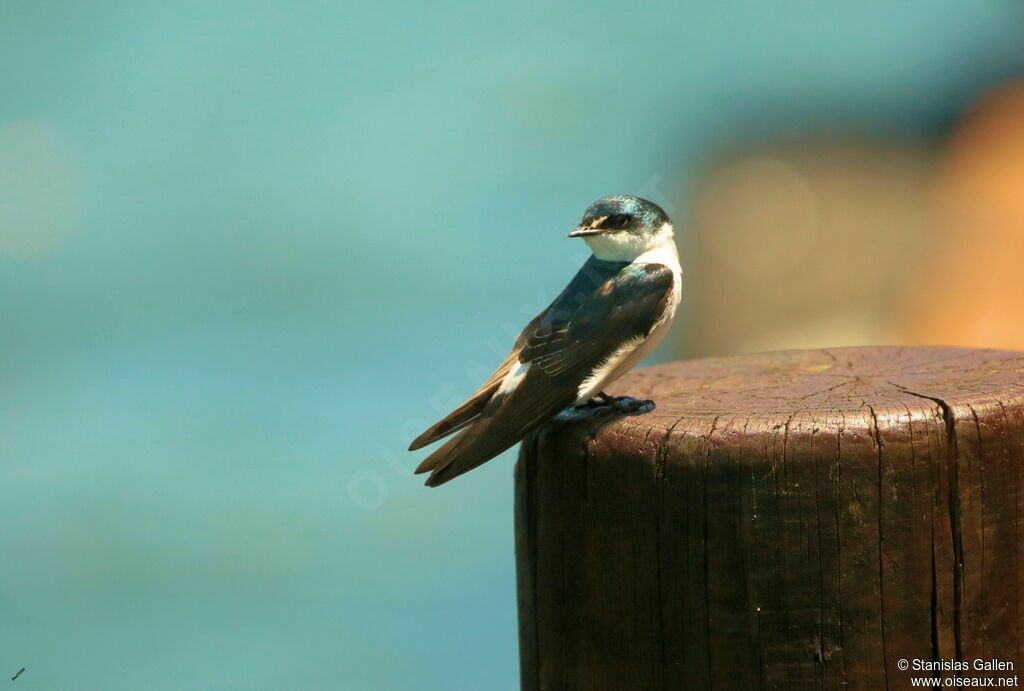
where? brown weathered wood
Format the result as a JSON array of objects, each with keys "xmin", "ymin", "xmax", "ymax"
[{"xmin": 515, "ymin": 346, "xmax": 1024, "ymax": 690}]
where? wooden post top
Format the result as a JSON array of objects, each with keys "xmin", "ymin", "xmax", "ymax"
[{"xmin": 574, "ymin": 346, "xmax": 1024, "ymax": 444}]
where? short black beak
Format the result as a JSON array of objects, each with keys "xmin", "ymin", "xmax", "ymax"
[{"xmin": 568, "ymin": 226, "xmax": 606, "ymax": 238}]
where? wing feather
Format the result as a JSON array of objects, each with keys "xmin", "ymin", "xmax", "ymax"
[
  {"xmin": 408, "ymin": 313, "xmax": 542, "ymax": 451},
  {"xmin": 407, "ymin": 349, "xmax": 518, "ymax": 451}
]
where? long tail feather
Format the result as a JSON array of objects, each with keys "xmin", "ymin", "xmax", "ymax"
[
  {"xmin": 408, "ymin": 351, "xmax": 522, "ymax": 451},
  {"xmin": 419, "ymin": 414, "xmax": 533, "ymax": 487},
  {"xmin": 408, "ymin": 385, "xmax": 496, "ymax": 451},
  {"xmin": 413, "ymin": 430, "xmax": 465, "ymax": 474}
]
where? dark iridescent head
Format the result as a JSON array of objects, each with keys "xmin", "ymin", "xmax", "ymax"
[{"xmin": 568, "ymin": 195, "xmax": 671, "ymax": 239}]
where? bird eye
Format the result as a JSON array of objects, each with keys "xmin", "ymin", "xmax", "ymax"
[{"xmin": 602, "ymin": 214, "xmax": 631, "ymax": 230}]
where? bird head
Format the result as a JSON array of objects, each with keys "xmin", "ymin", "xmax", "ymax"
[{"xmin": 569, "ymin": 195, "xmax": 674, "ymax": 261}]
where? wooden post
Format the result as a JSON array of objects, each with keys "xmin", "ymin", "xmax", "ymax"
[{"xmin": 515, "ymin": 346, "xmax": 1024, "ymax": 690}]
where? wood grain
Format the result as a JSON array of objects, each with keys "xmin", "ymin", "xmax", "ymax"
[{"xmin": 515, "ymin": 346, "xmax": 1024, "ymax": 690}]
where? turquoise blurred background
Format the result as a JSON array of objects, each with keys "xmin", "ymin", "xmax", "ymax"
[{"xmin": 2, "ymin": 2, "xmax": 1023, "ymax": 688}]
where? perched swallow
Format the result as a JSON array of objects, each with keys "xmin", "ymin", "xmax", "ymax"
[{"xmin": 410, "ymin": 195, "xmax": 682, "ymax": 487}]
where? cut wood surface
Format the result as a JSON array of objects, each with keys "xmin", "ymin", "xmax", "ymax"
[{"xmin": 515, "ymin": 346, "xmax": 1024, "ymax": 690}]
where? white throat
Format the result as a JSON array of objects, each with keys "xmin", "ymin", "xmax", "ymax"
[{"xmin": 584, "ymin": 222, "xmax": 678, "ymax": 266}]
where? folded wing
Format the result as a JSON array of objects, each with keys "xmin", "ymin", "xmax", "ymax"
[{"xmin": 412, "ymin": 259, "xmax": 675, "ymax": 486}]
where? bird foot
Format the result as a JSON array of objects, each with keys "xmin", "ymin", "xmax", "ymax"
[
  {"xmin": 557, "ymin": 396, "xmax": 654, "ymax": 423},
  {"xmin": 605, "ymin": 395, "xmax": 655, "ymax": 413}
]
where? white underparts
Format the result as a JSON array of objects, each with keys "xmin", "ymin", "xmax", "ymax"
[{"xmin": 575, "ymin": 335, "xmax": 645, "ymax": 403}]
